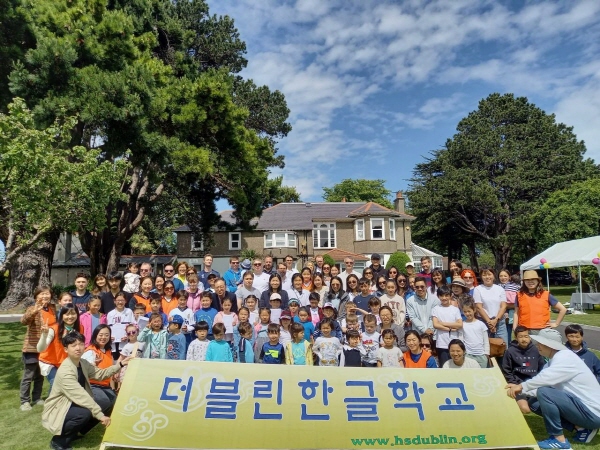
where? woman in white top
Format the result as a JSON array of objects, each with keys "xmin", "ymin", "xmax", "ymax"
[
  {"xmin": 312, "ymin": 273, "xmax": 329, "ymax": 306},
  {"xmin": 443, "ymin": 339, "xmax": 481, "ymax": 369},
  {"xmin": 473, "ymin": 267, "xmax": 508, "ymax": 344},
  {"xmin": 236, "ymin": 271, "xmax": 261, "ymax": 310}
]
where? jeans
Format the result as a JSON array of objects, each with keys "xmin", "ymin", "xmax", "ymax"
[
  {"xmin": 46, "ymin": 366, "xmax": 58, "ymax": 394},
  {"xmin": 20, "ymin": 353, "xmax": 44, "ymax": 404},
  {"xmin": 537, "ymin": 386, "xmax": 600, "ymax": 436},
  {"xmin": 437, "ymin": 347, "xmax": 450, "ymax": 367}
]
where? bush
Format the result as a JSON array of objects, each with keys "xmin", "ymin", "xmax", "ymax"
[
  {"xmin": 385, "ymin": 251, "xmax": 412, "ymax": 274},
  {"xmin": 322, "ymin": 254, "xmax": 336, "ymax": 268}
]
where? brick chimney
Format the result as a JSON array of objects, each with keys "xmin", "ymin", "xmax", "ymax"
[{"xmin": 394, "ymin": 191, "xmax": 405, "ymax": 213}]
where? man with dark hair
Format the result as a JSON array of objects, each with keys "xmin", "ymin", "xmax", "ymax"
[
  {"xmin": 163, "ymin": 264, "xmax": 184, "ymax": 291},
  {"xmin": 100, "ymin": 271, "xmax": 129, "ymax": 314},
  {"xmin": 70, "ymin": 273, "xmax": 91, "ymax": 313},
  {"xmin": 223, "ymin": 256, "xmax": 242, "ymax": 293},
  {"xmin": 211, "ymin": 278, "xmax": 237, "ymax": 313},
  {"xmin": 42, "ymin": 332, "xmax": 131, "ymax": 450},
  {"xmin": 263, "ymin": 256, "xmax": 275, "ymax": 275},
  {"xmin": 406, "ymin": 276, "xmax": 439, "ymax": 336}
]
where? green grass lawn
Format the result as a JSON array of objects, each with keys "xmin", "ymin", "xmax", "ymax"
[{"xmin": 2, "ymin": 321, "xmax": 600, "ymax": 450}]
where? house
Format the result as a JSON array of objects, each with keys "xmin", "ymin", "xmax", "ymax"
[{"xmin": 173, "ymin": 191, "xmax": 415, "ymax": 273}]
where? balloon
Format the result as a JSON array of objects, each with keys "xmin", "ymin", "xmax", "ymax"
[
  {"xmin": 543, "ymin": 262, "xmax": 551, "ymax": 269},
  {"xmin": 540, "ymin": 258, "xmax": 547, "ymax": 264},
  {"xmin": 539, "ymin": 264, "xmax": 545, "ymax": 269},
  {"xmin": 593, "ymin": 258, "xmax": 600, "ymax": 265},
  {"xmin": 597, "ymin": 251, "xmax": 600, "ymax": 257}
]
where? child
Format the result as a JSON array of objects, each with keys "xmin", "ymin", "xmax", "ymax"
[
  {"xmin": 101, "ymin": 271, "xmax": 125, "ymax": 314},
  {"xmin": 133, "ymin": 303, "xmax": 147, "ymax": 323},
  {"xmin": 361, "ymin": 314, "xmax": 381, "ymax": 367},
  {"xmin": 431, "ymin": 286, "xmax": 463, "ymax": 367},
  {"xmin": 253, "ymin": 308, "xmax": 271, "ymax": 363},
  {"xmin": 295, "ymin": 307, "xmax": 315, "ymax": 344},
  {"xmin": 377, "ymin": 329, "xmax": 404, "ymax": 367},
  {"xmin": 145, "ymin": 297, "xmax": 168, "ymax": 328},
  {"xmin": 117, "ymin": 324, "xmax": 145, "ymax": 386},
  {"xmin": 187, "ymin": 322, "xmax": 210, "ymax": 361},
  {"xmin": 194, "ymin": 292, "xmax": 218, "ymax": 339},
  {"xmin": 341, "ymin": 313, "xmax": 362, "ymax": 342},
  {"xmin": 70, "ymin": 272, "xmax": 92, "ymax": 313},
  {"xmin": 564, "ymin": 324, "xmax": 600, "ymax": 382},
  {"xmin": 341, "ymin": 301, "xmax": 358, "ymax": 330},
  {"xmin": 80, "ymin": 296, "xmax": 107, "ymax": 346},
  {"xmin": 279, "ymin": 311, "xmax": 293, "ymax": 345},
  {"xmin": 313, "ymin": 318, "xmax": 342, "ymax": 366},
  {"xmin": 308, "ymin": 292, "xmax": 323, "ymax": 326},
  {"xmin": 260, "ymin": 323, "xmax": 285, "ymax": 364},
  {"xmin": 233, "ymin": 307, "xmax": 254, "ymax": 351},
  {"xmin": 339, "ymin": 330, "xmax": 366, "ymax": 367},
  {"xmin": 314, "ymin": 303, "xmax": 343, "ymax": 341},
  {"xmin": 206, "ymin": 323, "xmax": 233, "ymax": 362},
  {"xmin": 123, "ymin": 262, "xmax": 140, "ymax": 294},
  {"xmin": 236, "ymin": 322, "xmax": 255, "ymax": 363},
  {"xmin": 501, "ymin": 325, "xmax": 545, "ymax": 413},
  {"xmin": 461, "ymin": 298, "xmax": 490, "ymax": 368},
  {"xmin": 214, "ymin": 298, "xmax": 238, "ymax": 345},
  {"xmin": 166, "ymin": 316, "xmax": 187, "ymax": 360},
  {"xmin": 138, "ymin": 313, "xmax": 168, "ymax": 359},
  {"xmin": 285, "ymin": 323, "xmax": 313, "ymax": 365},
  {"xmin": 354, "ymin": 278, "xmax": 375, "ymax": 317},
  {"xmin": 245, "ymin": 295, "xmax": 259, "ymax": 325},
  {"xmin": 269, "ymin": 294, "xmax": 283, "ymax": 323},
  {"xmin": 170, "ymin": 291, "xmax": 196, "ymax": 349},
  {"xmin": 368, "ymin": 297, "xmax": 382, "ymax": 324},
  {"xmin": 288, "ymin": 298, "xmax": 300, "ymax": 319},
  {"xmin": 106, "ymin": 292, "xmax": 135, "ymax": 360}
]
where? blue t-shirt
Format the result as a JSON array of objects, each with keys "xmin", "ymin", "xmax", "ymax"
[
  {"xmin": 291, "ymin": 342, "xmax": 306, "ymax": 365},
  {"xmin": 194, "ymin": 308, "xmax": 218, "ymax": 335},
  {"xmin": 237, "ymin": 337, "xmax": 255, "ymax": 363},
  {"xmin": 261, "ymin": 342, "xmax": 285, "ymax": 364},
  {"xmin": 293, "ymin": 317, "xmax": 315, "ymax": 342},
  {"xmin": 206, "ymin": 340, "xmax": 233, "ymax": 362},
  {"xmin": 354, "ymin": 294, "xmax": 374, "ymax": 315},
  {"xmin": 167, "ymin": 333, "xmax": 187, "ymax": 360}
]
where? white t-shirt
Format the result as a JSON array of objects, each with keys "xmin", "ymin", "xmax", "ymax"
[
  {"xmin": 252, "ymin": 272, "xmax": 270, "ymax": 293},
  {"xmin": 286, "ymin": 288, "xmax": 310, "ymax": 307},
  {"xmin": 380, "ymin": 294, "xmax": 406, "ymax": 325},
  {"xmin": 170, "ymin": 307, "xmax": 196, "ymax": 334},
  {"xmin": 376, "ymin": 346, "xmax": 404, "ymax": 367},
  {"xmin": 361, "ymin": 331, "xmax": 381, "ymax": 364},
  {"xmin": 473, "ymin": 284, "xmax": 506, "ymax": 318},
  {"xmin": 431, "ymin": 305, "xmax": 462, "ymax": 349},
  {"xmin": 443, "ymin": 357, "xmax": 481, "ymax": 369},
  {"xmin": 120, "ymin": 341, "xmax": 146, "ymax": 358},
  {"xmin": 462, "ymin": 320, "xmax": 490, "ymax": 356}
]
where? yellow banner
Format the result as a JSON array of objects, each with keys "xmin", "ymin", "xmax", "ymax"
[{"xmin": 103, "ymin": 359, "xmax": 537, "ymax": 449}]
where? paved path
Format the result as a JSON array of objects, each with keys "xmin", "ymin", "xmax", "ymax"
[{"xmin": 0, "ymin": 314, "xmax": 22, "ymax": 324}]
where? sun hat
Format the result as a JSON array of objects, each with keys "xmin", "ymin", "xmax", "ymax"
[
  {"xmin": 530, "ymin": 328, "xmax": 566, "ymax": 351},
  {"xmin": 450, "ymin": 278, "xmax": 469, "ymax": 292},
  {"xmin": 522, "ymin": 270, "xmax": 542, "ymax": 281},
  {"xmin": 240, "ymin": 259, "xmax": 251, "ymax": 270}
]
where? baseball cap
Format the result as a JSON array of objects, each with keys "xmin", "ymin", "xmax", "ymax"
[
  {"xmin": 280, "ymin": 310, "xmax": 292, "ymax": 320},
  {"xmin": 169, "ymin": 315, "xmax": 184, "ymax": 325},
  {"xmin": 323, "ymin": 302, "xmax": 335, "ymax": 309},
  {"xmin": 270, "ymin": 293, "xmax": 282, "ymax": 301},
  {"xmin": 405, "ymin": 262, "xmax": 414, "ymax": 267},
  {"xmin": 371, "ymin": 253, "xmax": 381, "ymax": 260}
]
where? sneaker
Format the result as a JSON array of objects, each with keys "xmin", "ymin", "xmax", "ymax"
[
  {"xmin": 574, "ymin": 428, "xmax": 598, "ymax": 444},
  {"xmin": 537, "ymin": 437, "xmax": 571, "ymax": 449},
  {"xmin": 19, "ymin": 403, "xmax": 32, "ymax": 411},
  {"xmin": 33, "ymin": 399, "xmax": 45, "ymax": 406}
]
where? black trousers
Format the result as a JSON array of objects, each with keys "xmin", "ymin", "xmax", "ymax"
[{"xmin": 20, "ymin": 352, "xmax": 44, "ymax": 404}]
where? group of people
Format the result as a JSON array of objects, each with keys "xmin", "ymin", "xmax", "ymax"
[{"xmin": 17, "ymin": 253, "xmax": 600, "ymax": 449}]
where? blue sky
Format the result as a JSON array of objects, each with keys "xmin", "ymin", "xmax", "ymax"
[{"xmin": 207, "ymin": 0, "xmax": 600, "ymax": 202}]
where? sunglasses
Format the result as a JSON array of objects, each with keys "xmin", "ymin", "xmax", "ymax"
[
  {"xmin": 421, "ymin": 343, "xmax": 431, "ymax": 348},
  {"xmin": 127, "ymin": 330, "xmax": 138, "ymax": 336},
  {"xmin": 164, "ymin": 269, "xmax": 174, "ymax": 273},
  {"xmin": 348, "ymin": 280, "xmax": 357, "ymax": 284},
  {"xmin": 397, "ymin": 279, "xmax": 406, "ymax": 282},
  {"xmin": 231, "ymin": 262, "xmax": 240, "ymax": 264},
  {"xmin": 379, "ymin": 281, "xmax": 386, "ymax": 284},
  {"xmin": 463, "ymin": 276, "xmax": 473, "ymax": 279},
  {"xmin": 253, "ymin": 263, "xmax": 262, "ymax": 266},
  {"xmin": 415, "ymin": 286, "xmax": 426, "ymax": 290}
]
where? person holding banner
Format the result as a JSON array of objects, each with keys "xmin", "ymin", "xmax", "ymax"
[
  {"xmin": 506, "ymin": 328, "xmax": 600, "ymax": 449},
  {"xmin": 42, "ymin": 331, "xmax": 131, "ymax": 450}
]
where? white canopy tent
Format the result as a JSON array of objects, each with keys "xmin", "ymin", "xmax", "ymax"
[{"xmin": 520, "ymin": 235, "xmax": 600, "ymax": 309}]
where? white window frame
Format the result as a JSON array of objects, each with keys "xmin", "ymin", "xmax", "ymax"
[
  {"xmin": 355, "ymin": 219, "xmax": 365, "ymax": 241},
  {"xmin": 264, "ymin": 232, "xmax": 296, "ymax": 248},
  {"xmin": 313, "ymin": 223, "xmax": 336, "ymax": 249},
  {"xmin": 229, "ymin": 232, "xmax": 241, "ymax": 250},
  {"xmin": 191, "ymin": 234, "xmax": 204, "ymax": 251},
  {"xmin": 389, "ymin": 219, "xmax": 396, "ymax": 241},
  {"xmin": 370, "ymin": 218, "xmax": 384, "ymax": 240}
]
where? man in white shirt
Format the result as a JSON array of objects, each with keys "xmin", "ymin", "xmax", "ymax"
[
  {"xmin": 278, "ymin": 262, "xmax": 292, "ymax": 291},
  {"xmin": 285, "ymin": 255, "xmax": 298, "ymax": 278},
  {"xmin": 339, "ymin": 257, "xmax": 361, "ymax": 290},
  {"xmin": 314, "ymin": 255, "xmax": 324, "ymax": 274},
  {"xmin": 507, "ymin": 328, "xmax": 600, "ymax": 449},
  {"xmin": 251, "ymin": 258, "xmax": 270, "ymax": 293}
]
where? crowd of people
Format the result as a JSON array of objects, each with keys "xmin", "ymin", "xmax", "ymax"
[{"xmin": 16, "ymin": 253, "xmax": 600, "ymax": 449}]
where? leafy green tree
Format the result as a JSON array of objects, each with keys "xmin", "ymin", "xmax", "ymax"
[
  {"xmin": 408, "ymin": 93, "xmax": 599, "ymax": 270},
  {"xmin": 0, "ymin": 99, "xmax": 126, "ymax": 308},
  {"xmin": 323, "ymin": 179, "xmax": 393, "ymax": 209},
  {"xmin": 385, "ymin": 251, "xmax": 412, "ymax": 274},
  {"xmin": 322, "ymin": 254, "xmax": 336, "ymax": 269}
]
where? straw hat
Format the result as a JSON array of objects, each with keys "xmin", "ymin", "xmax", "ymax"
[
  {"xmin": 530, "ymin": 328, "xmax": 566, "ymax": 351},
  {"xmin": 522, "ymin": 270, "xmax": 541, "ymax": 281},
  {"xmin": 450, "ymin": 277, "xmax": 469, "ymax": 292}
]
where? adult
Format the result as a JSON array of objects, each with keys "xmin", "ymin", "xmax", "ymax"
[
  {"xmin": 285, "ymin": 255, "xmax": 299, "ymax": 276},
  {"xmin": 251, "ymin": 258, "xmax": 270, "ymax": 293},
  {"xmin": 198, "ymin": 254, "xmax": 220, "ymax": 289},
  {"xmin": 339, "ymin": 257, "xmax": 361, "ymax": 291},
  {"xmin": 263, "ymin": 256, "xmax": 275, "ymax": 275},
  {"xmin": 406, "ymin": 276, "xmax": 440, "ymax": 336},
  {"xmin": 152, "ymin": 275, "xmax": 165, "ymax": 296},
  {"xmin": 418, "ymin": 256, "xmax": 433, "ymax": 286},
  {"xmin": 314, "ymin": 255, "xmax": 325, "ymax": 274},
  {"xmin": 277, "ymin": 262, "xmax": 292, "ymax": 291},
  {"xmin": 380, "ymin": 279, "xmax": 406, "ymax": 327},
  {"xmin": 447, "ymin": 259, "xmax": 463, "ymax": 283},
  {"xmin": 223, "ymin": 256, "xmax": 242, "ymax": 293},
  {"xmin": 473, "ymin": 267, "xmax": 508, "ymax": 344},
  {"xmin": 312, "ymin": 273, "xmax": 328, "ymax": 305},
  {"xmin": 450, "ymin": 278, "xmax": 469, "ymax": 308},
  {"xmin": 42, "ymin": 332, "xmax": 130, "ymax": 450},
  {"xmin": 396, "ymin": 273, "xmax": 409, "ymax": 298},
  {"xmin": 499, "ymin": 269, "xmax": 519, "ymax": 340},
  {"xmin": 368, "ymin": 253, "xmax": 387, "ymax": 279},
  {"xmin": 286, "ymin": 273, "xmax": 310, "ymax": 307},
  {"xmin": 91, "ymin": 275, "xmax": 109, "ymax": 296},
  {"xmin": 100, "ymin": 271, "xmax": 130, "ymax": 315},
  {"xmin": 330, "ymin": 265, "xmax": 340, "ymax": 279},
  {"xmin": 387, "ymin": 266, "xmax": 399, "ymax": 281},
  {"xmin": 186, "ymin": 273, "xmax": 204, "ymax": 313},
  {"xmin": 443, "ymin": 339, "xmax": 481, "ymax": 369},
  {"xmin": 375, "ymin": 275, "xmax": 388, "ymax": 297},
  {"xmin": 326, "ymin": 276, "xmax": 349, "ymax": 317},
  {"xmin": 236, "ymin": 271, "xmax": 261, "ymax": 310},
  {"xmin": 345, "ymin": 274, "xmax": 360, "ymax": 301},
  {"xmin": 163, "ymin": 264, "xmax": 185, "ymax": 292},
  {"xmin": 362, "ymin": 268, "xmax": 377, "ymax": 294},
  {"xmin": 259, "ymin": 274, "xmax": 289, "ymax": 309},
  {"xmin": 70, "ymin": 273, "xmax": 91, "ymax": 314},
  {"xmin": 377, "ymin": 306, "xmax": 406, "ymax": 351},
  {"xmin": 174, "ymin": 261, "xmax": 189, "ymax": 289},
  {"xmin": 161, "ymin": 280, "xmax": 179, "ymax": 315},
  {"xmin": 460, "ymin": 269, "xmax": 478, "ymax": 294},
  {"xmin": 129, "ymin": 276, "xmax": 155, "ymax": 312},
  {"xmin": 430, "ymin": 268, "xmax": 446, "ymax": 295},
  {"xmin": 405, "ymin": 262, "xmax": 415, "ymax": 277},
  {"xmin": 403, "ymin": 330, "xmax": 437, "ymax": 368},
  {"xmin": 211, "ymin": 278, "xmax": 237, "ymax": 313},
  {"xmin": 321, "ymin": 263, "xmax": 332, "ymax": 285},
  {"xmin": 514, "ymin": 270, "xmax": 567, "ymax": 334},
  {"xmin": 507, "ymin": 329, "xmax": 600, "ymax": 449},
  {"xmin": 139, "ymin": 262, "xmax": 153, "ymax": 278}
]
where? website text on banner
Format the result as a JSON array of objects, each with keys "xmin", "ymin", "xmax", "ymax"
[{"xmin": 102, "ymin": 359, "xmax": 537, "ymax": 450}]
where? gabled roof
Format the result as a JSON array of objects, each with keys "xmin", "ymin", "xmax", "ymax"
[
  {"xmin": 173, "ymin": 210, "xmax": 258, "ymax": 232},
  {"xmin": 323, "ymin": 248, "xmax": 369, "ymax": 262}
]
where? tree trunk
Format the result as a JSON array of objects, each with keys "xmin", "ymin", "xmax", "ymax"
[
  {"xmin": 0, "ymin": 231, "xmax": 59, "ymax": 310},
  {"xmin": 465, "ymin": 241, "xmax": 478, "ymax": 272},
  {"xmin": 492, "ymin": 245, "xmax": 511, "ymax": 272}
]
